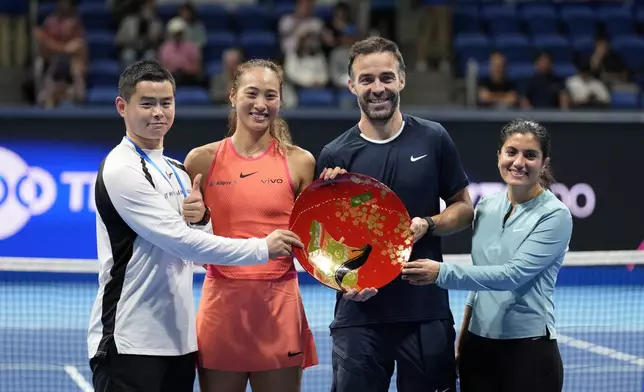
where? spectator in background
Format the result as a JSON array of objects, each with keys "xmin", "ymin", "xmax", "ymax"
[
  {"xmin": 520, "ymin": 52, "xmax": 570, "ymax": 110},
  {"xmin": 565, "ymin": 60, "xmax": 611, "ymax": 108},
  {"xmin": 477, "ymin": 51, "xmax": 518, "ymax": 108},
  {"xmin": 33, "ymin": 0, "xmax": 87, "ymax": 108},
  {"xmin": 115, "ymin": 0, "xmax": 163, "ymax": 67},
  {"xmin": 108, "ymin": 0, "xmax": 139, "ymax": 25},
  {"xmin": 590, "ymin": 36, "xmax": 637, "ymax": 93},
  {"xmin": 284, "ymin": 31, "xmax": 329, "ymax": 89},
  {"xmin": 158, "ymin": 18, "xmax": 203, "ymax": 86},
  {"xmin": 210, "ymin": 48, "xmax": 243, "ymax": 105},
  {"xmin": 279, "ymin": 0, "xmax": 323, "ymax": 55},
  {"xmin": 168, "ymin": 3, "xmax": 207, "ymax": 49},
  {"xmin": 415, "ymin": 0, "xmax": 451, "ymax": 72},
  {"xmin": 321, "ymin": 2, "xmax": 353, "ymax": 57}
]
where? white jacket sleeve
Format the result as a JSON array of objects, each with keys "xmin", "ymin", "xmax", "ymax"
[{"xmin": 103, "ymin": 164, "xmax": 268, "ymax": 266}]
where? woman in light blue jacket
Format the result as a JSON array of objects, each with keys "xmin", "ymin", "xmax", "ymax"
[{"xmin": 402, "ymin": 119, "xmax": 572, "ymax": 392}]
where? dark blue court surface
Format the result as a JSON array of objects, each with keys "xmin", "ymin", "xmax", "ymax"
[{"xmin": 1, "ymin": 280, "xmax": 643, "ymax": 392}]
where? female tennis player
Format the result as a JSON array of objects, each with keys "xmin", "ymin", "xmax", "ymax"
[
  {"xmin": 401, "ymin": 119, "xmax": 572, "ymax": 392},
  {"xmin": 183, "ymin": 59, "xmax": 318, "ymax": 392}
]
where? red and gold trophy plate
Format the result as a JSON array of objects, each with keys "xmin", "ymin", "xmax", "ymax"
[{"xmin": 289, "ymin": 173, "xmax": 413, "ymax": 292}]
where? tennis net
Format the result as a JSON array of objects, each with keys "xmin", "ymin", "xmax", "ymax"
[{"xmin": 1, "ymin": 250, "xmax": 643, "ymax": 392}]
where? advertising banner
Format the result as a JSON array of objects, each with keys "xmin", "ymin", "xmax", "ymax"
[{"xmin": 0, "ymin": 109, "xmax": 641, "ymax": 258}]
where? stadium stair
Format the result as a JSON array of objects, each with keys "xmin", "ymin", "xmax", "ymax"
[
  {"xmin": 0, "ymin": 66, "xmax": 25, "ymax": 105},
  {"xmin": 402, "ymin": 70, "xmax": 454, "ymax": 107}
]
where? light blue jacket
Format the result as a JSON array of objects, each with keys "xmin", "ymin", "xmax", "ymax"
[{"xmin": 436, "ymin": 190, "xmax": 573, "ymax": 339}]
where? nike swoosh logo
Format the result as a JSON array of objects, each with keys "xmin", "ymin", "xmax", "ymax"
[
  {"xmin": 287, "ymin": 351, "xmax": 302, "ymax": 357},
  {"xmin": 240, "ymin": 171, "xmax": 258, "ymax": 178},
  {"xmin": 410, "ymin": 154, "xmax": 427, "ymax": 162}
]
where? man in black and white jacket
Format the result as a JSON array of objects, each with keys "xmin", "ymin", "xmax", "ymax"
[{"xmin": 87, "ymin": 60, "xmax": 303, "ymax": 392}]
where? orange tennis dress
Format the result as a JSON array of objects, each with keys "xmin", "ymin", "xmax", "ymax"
[{"xmin": 196, "ymin": 138, "xmax": 318, "ymax": 372}]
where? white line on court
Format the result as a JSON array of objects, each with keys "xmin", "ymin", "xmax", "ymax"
[
  {"xmin": 305, "ymin": 364, "xmax": 333, "ymax": 373},
  {"xmin": 0, "ymin": 363, "xmax": 64, "ymax": 371},
  {"xmin": 558, "ymin": 334, "xmax": 644, "ymax": 368},
  {"xmin": 63, "ymin": 365, "xmax": 93, "ymax": 392},
  {"xmin": 564, "ymin": 364, "xmax": 644, "ymax": 374}
]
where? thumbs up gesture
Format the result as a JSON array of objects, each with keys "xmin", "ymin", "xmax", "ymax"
[{"xmin": 183, "ymin": 174, "xmax": 207, "ymax": 224}]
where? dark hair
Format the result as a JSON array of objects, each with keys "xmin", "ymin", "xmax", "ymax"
[
  {"xmin": 534, "ymin": 51, "xmax": 551, "ymax": 62},
  {"xmin": 577, "ymin": 59, "xmax": 592, "ymax": 74},
  {"xmin": 347, "ymin": 36, "xmax": 406, "ymax": 79},
  {"xmin": 117, "ymin": 60, "xmax": 176, "ymax": 102},
  {"xmin": 179, "ymin": 3, "xmax": 197, "ymax": 19},
  {"xmin": 499, "ymin": 119, "xmax": 555, "ymax": 188},
  {"xmin": 227, "ymin": 59, "xmax": 293, "ymax": 152}
]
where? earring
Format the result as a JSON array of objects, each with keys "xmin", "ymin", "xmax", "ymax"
[{"xmin": 232, "ymin": 104, "xmax": 235, "ymax": 108}]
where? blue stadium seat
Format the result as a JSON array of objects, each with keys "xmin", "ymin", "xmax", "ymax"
[
  {"xmin": 315, "ymin": 6, "xmax": 334, "ymax": 21},
  {"xmin": 239, "ymin": 31, "xmax": 278, "ymax": 60},
  {"xmin": 454, "ymin": 32, "xmax": 489, "ymax": 49},
  {"xmin": 206, "ymin": 61, "xmax": 223, "ymax": 76},
  {"xmin": 87, "ymin": 60, "xmax": 120, "ymax": 88},
  {"xmin": 636, "ymin": 7, "xmax": 644, "ymax": 24},
  {"xmin": 612, "ymin": 36, "xmax": 644, "ymax": 71},
  {"xmin": 454, "ymin": 33, "xmax": 491, "ymax": 73},
  {"xmin": 298, "ymin": 88, "xmax": 335, "ymax": 107},
  {"xmin": 533, "ymin": 35, "xmax": 571, "ymax": 63},
  {"xmin": 560, "ymin": 6, "xmax": 597, "ymax": 38},
  {"xmin": 520, "ymin": 3, "xmax": 557, "ymax": 19},
  {"xmin": 0, "ymin": 0, "xmax": 28, "ymax": 14},
  {"xmin": 156, "ymin": 4, "xmax": 178, "ymax": 24},
  {"xmin": 506, "ymin": 62, "xmax": 534, "ymax": 81},
  {"xmin": 571, "ymin": 36, "xmax": 595, "ymax": 61},
  {"xmin": 274, "ymin": 4, "xmax": 295, "ymax": 19},
  {"xmin": 371, "ymin": 0, "xmax": 395, "ymax": 11},
  {"xmin": 611, "ymin": 91, "xmax": 638, "ymax": 108},
  {"xmin": 453, "ymin": 6, "xmax": 481, "ymax": 34},
  {"xmin": 78, "ymin": 3, "xmax": 111, "ymax": 31},
  {"xmin": 86, "ymin": 31, "xmax": 116, "ymax": 61},
  {"xmin": 521, "ymin": 4, "xmax": 558, "ymax": 36},
  {"xmin": 482, "ymin": 4, "xmax": 520, "ymax": 34},
  {"xmin": 494, "ymin": 34, "xmax": 533, "ymax": 63},
  {"xmin": 197, "ymin": 4, "xmax": 230, "ymax": 33},
  {"xmin": 234, "ymin": 5, "xmax": 274, "ymax": 33},
  {"xmin": 598, "ymin": 6, "xmax": 635, "ymax": 38},
  {"xmin": 204, "ymin": 32, "xmax": 236, "ymax": 63},
  {"xmin": 176, "ymin": 87, "xmax": 211, "ymax": 105},
  {"xmin": 553, "ymin": 62, "xmax": 577, "ymax": 79},
  {"xmin": 87, "ymin": 86, "xmax": 118, "ymax": 105}
]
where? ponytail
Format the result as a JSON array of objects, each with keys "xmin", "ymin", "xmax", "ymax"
[
  {"xmin": 539, "ymin": 164, "xmax": 555, "ymax": 188},
  {"xmin": 227, "ymin": 107, "xmax": 236, "ymax": 136},
  {"xmin": 268, "ymin": 117, "xmax": 293, "ymax": 153}
]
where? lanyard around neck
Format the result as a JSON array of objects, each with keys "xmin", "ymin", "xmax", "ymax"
[{"xmin": 125, "ymin": 137, "xmax": 187, "ymax": 198}]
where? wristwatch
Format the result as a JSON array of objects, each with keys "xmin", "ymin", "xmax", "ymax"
[
  {"xmin": 422, "ymin": 216, "xmax": 436, "ymax": 235},
  {"xmin": 194, "ymin": 206, "xmax": 211, "ymax": 226}
]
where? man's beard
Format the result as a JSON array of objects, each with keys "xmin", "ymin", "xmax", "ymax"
[{"xmin": 358, "ymin": 92, "xmax": 399, "ymax": 122}]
